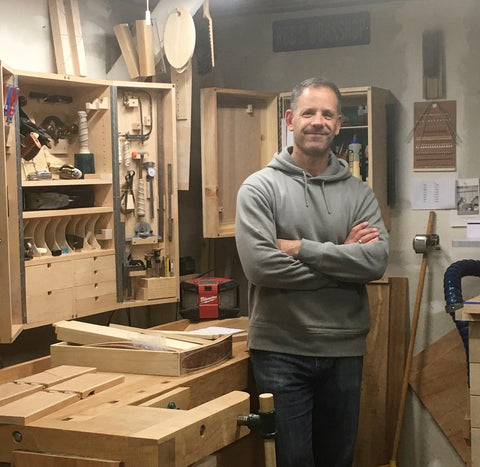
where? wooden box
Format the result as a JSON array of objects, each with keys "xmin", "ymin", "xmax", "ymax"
[{"xmin": 50, "ymin": 338, "xmax": 231, "ymax": 377}]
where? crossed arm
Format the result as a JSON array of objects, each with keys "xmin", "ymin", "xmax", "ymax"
[{"xmin": 277, "ymin": 221, "xmax": 380, "ymax": 258}]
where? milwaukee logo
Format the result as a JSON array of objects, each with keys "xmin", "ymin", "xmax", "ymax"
[{"xmin": 200, "ymin": 296, "xmax": 217, "ymax": 304}]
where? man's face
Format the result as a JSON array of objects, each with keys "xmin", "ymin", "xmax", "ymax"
[{"xmin": 285, "ymin": 86, "xmax": 342, "ymax": 158}]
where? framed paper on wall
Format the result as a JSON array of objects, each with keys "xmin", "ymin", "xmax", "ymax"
[{"xmin": 413, "ymin": 100, "xmax": 457, "ymax": 171}]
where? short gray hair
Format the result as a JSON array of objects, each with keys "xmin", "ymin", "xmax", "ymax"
[{"xmin": 290, "ymin": 78, "xmax": 342, "ymax": 114}]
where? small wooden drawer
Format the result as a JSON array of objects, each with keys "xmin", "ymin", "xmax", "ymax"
[
  {"xmin": 136, "ymin": 277, "xmax": 178, "ymax": 300},
  {"xmin": 472, "ymin": 394, "xmax": 480, "ymax": 428},
  {"xmin": 75, "ymin": 281, "xmax": 117, "ymax": 300},
  {"xmin": 74, "ymin": 255, "xmax": 116, "ymax": 286},
  {"xmin": 75, "ymin": 293, "xmax": 118, "ymax": 316},
  {"xmin": 471, "ymin": 362, "xmax": 480, "ymax": 395},
  {"xmin": 26, "ymin": 288, "xmax": 74, "ymax": 325},
  {"xmin": 25, "ymin": 262, "xmax": 74, "ymax": 292},
  {"xmin": 470, "ymin": 324, "xmax": 480, "ymax": 363}
]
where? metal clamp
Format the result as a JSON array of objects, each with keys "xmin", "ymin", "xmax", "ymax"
[{"xmin": 413, "ymin": 233, "xmax": 440, "ymax": 254}]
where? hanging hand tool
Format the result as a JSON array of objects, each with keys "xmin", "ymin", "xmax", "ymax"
[
  {"xmin": 135, "ymin": 152, "xmax": 146, "ymax": 217},
  {"xmin": 5, "ymin": 86, "xmax": 19, "ymax": 123},
  {"xmin": 120, "ymin": 170, "xmax": 135, "ymax": 214},
  {"xmin": 143, "ymin": 160, "xmax": 156, "ymax": 219},
  {"xmin": 4, "ymin": 85, "xmax": 13, "ymax": 119},
  {"xmin": 167, "ymin": 163, "xmax": 173, "ymax": 242}
]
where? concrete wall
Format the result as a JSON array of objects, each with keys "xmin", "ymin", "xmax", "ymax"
[{"xmin": 0, "ymin": 0, "xmax": 478, "ymax": 465}]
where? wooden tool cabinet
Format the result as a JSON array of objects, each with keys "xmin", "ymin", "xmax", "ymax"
[
  {"xmin": 200, "ymin": 86, "xmax": 393, "ymax": 238},
  {"xmin": 456, "ymin": 298, "xmax": 480, "ymax": 466},
  {"xmin": 0, "ymin": 61, "xmax": 180, "ymax": 343}
]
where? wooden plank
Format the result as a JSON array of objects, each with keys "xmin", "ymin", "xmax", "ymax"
[
  {"xmin": 65, "ymin": 0, "xmax": 87, "ymax": 76},
  {"xmin": 0, "ymin": 382, "xmax": 42, "ymax": 407},
  {"xmin": 110, "ymin": 323, "xmax": 214, "ymax": 345},
  {"xmin": 386, "ymin": 277, "xmax": 408, "ymax": 452},
  {"xmin": 48, "ymin": 0, "xmax": 74, "ymax": 75},
  {"xmin": 0, "ymin": 356, "xmax": 51, "ymax": 383},
  {"xmin": 16, "ymin": 365, "xmax": 96, "ymax": 387},
  {"xmin": 12, "ymin": 450, "xmax": 122, "ymax": 467},
  {"xmin": 355, "ymin": 280, "xmax": 390, "ymax": 465},
  {"xmin": 0, "ymin": 390, "xmax": 80, "ymax": 425},
  {"xmin": 48, "ymin": 372, "xmax": 124, "ymax": 399},
  {"xmin": 51, "ymin": 343, "xmax": 179, "ymax": 376},
  {"xmin": 152, "ymin": 316, "xmax": 249, "ymax": 342},
  {"xmin": 113, "ymin": 23, "xmax": 140, "ymax": 79},
  {"xmin": 136, "ymin": 19, "xmax": 155, "ymax": 77},
  {"xmin": 172, "ymin": 62, "xmax": 192, "ymax": 191},
  {"xmin": 409, "ymin": 328, "xmax": 470, "ymax": 463},
  {"xmin": 135, "ymin": 390, "xmax": 251, "ymax": 466},
  {"xmin": 54, "ymin": 320, "xmax": 200, "ymax": 350}
]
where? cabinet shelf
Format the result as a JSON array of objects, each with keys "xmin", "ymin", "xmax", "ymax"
[
  {"xmin": 23, "ymin": 206, "xmax": 112, "ymax": 219},
  {"xmin": 24, "ymin": 248, "xmax": 116, "ymax": 266},
  {"xmin": 22, "ymin": 178, "xmax": 112, "ymax": 187},
  {"xmin": 340, "ymin": 125, "xmax": 369, "ymax": 130}
]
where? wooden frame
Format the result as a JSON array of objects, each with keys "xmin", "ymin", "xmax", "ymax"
[{"xmin": 200, "ymin": 88, "xmax": 278, "ymax": 238}]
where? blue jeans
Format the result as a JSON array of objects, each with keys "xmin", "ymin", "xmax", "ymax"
[{"xmin": 249, "ymin": 349, "xmax": 363, "ymax": 467}]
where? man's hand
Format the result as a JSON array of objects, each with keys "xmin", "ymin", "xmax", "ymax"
[
  {"xmin": 344, "ymin": 221, "xmax": 379, "ymax": 245},
  {"xmin": 277, "ymin": 238, "xmax": 301, "ymax": 258}
]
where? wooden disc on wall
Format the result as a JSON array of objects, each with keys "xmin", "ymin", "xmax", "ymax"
[{"xmin": 164, "ymin": 7, "xmax": 196, "ymax": 71}]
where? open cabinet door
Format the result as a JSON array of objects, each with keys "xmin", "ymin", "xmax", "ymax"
[{"xmin": 0, "ymin": 61, "xmax": 23, "ymax": 342}]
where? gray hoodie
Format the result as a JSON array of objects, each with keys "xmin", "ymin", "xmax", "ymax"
[{"xmin": 235, "ymin": 147, "xmax": 389, "ymax": 357}]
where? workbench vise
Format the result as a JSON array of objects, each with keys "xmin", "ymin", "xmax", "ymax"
[{"xmin": 237, "ymin": 393, "xmax": 276, "ymax": 440}]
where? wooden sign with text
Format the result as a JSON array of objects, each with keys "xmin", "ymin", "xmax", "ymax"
[{"xmin": 273, "ymin": 12, "xmax": 370, "ymax": 52}]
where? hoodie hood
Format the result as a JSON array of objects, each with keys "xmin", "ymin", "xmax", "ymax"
[
  {"xmin": 267, "ymin": 146, "xmax": 352, "ymax": 210},
  {"xmin": 267, "ymin": 146, "xmax": 352, "ymax": 182}
]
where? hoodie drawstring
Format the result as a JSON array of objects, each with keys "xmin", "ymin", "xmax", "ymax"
[
  {"xmin": 302, "ymin": 171, "xmax": 309, "ymax": 207},
  {"xmin": 321, "ymin": 180, "xmax": 331, "ymax": 214},
  {"xmin": 302, "ymin": 172, "xmax": 331, "ymax": 214}
]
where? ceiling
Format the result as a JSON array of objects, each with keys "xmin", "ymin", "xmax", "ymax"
[{"xmin": 208, "ymin": 0, "xmax": 404, "ymax": 16}]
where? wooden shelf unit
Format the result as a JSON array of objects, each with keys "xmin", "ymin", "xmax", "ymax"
[
  {"xmin": 200, "ymin": 86, "xmax": 393, "ymax": 238},
  {"xmin": 0, "ymin": 62, "xmax": 180, "ymax": 343}
]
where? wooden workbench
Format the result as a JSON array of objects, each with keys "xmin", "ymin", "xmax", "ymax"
[
  {"xmin": 0, "ymin": 338, "xmax": 254, "ymax": 467},
  {"xmin": 0, "ymin": 277, "xmax": 407, "ymax": 467}
]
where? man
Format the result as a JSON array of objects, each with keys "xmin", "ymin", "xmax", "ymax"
[{"xmin": 235, "ymin": 77, "xmax": 389, "ymax": 467}]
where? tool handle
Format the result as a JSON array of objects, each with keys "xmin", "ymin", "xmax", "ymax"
[
  {"xmin": 259, "ymin": 393, "xmax": 277, "ymax": 467},
  {"xmin": 390, "ymin": 210, "xmax": 435, "ymax": 464},
  {"xmin": 137, "ymin": 179, "xmax": 146, "ymax": 217}
]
